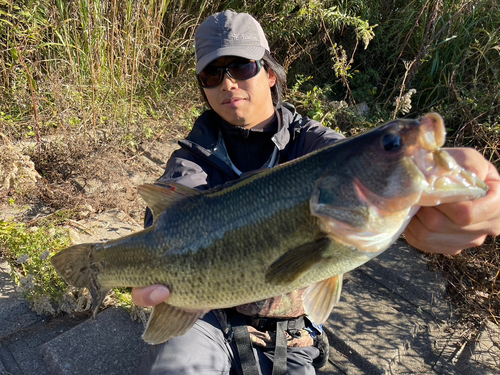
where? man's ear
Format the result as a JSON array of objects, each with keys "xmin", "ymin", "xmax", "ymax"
[{"xmin": 268, "ymin": 69, "xmax": 277, "ymax": 88}]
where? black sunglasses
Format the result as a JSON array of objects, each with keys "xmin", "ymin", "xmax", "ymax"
[{"xmin": 198, "ymin": 59, "xmax": 265, "ymax": 88}]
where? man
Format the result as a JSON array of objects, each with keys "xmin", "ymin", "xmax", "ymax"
[{"xmin": 134, "ymin": 10, "xmax": 500, "ymax": 375}]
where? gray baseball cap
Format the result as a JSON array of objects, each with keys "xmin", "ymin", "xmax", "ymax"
[{"xmin": 195, "ymin": 10, "xmax": 270, "ymax": 74}]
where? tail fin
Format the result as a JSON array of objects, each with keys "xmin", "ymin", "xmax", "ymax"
[{"xmin": 51, "ymin": 243, "xmax": 109, "ymax": 317}]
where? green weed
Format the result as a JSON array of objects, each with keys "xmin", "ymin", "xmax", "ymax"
[
  {"xmin": 0, "ymin": 219, "xmax": 70, "ymax": 315},
  {"xmin": 0, "ymin": 217, "xmax": 142, "ymax": 319}
]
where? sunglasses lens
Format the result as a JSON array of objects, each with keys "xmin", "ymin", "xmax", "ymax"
[
  {"xmin": 198, "ymin": 66, "xmax": 223, "ymax": 88},
  {"xmin": 228, "ymin": 61, "xmax": 259, "ymax": 80},
  {"xmin": 198, "ymin": 60, "xmax": 262, "ymax": 88}
]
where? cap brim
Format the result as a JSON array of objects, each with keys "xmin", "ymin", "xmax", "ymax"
[{"xmin": 196, "ymin": 46, "xmax": 266, "ymax": 74}]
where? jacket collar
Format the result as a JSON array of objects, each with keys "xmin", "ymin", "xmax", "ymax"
[
  {"xmin": 272, "ymin": 103, "xmax": 298, "ymax": 150},
  {"xmin": 178, "ymin": 103, "xmax": 299, "ymax": 173}
]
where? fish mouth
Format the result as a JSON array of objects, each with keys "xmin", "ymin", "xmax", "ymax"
[
  {"xmin": 310, "ymin": 113, "xmax": 488, "ymax": 255},
  {"xmin": 412, "ymin": 113, "xmax": 488, "ymax": 206}
]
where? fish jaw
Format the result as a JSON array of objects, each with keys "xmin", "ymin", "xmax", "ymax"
[
  {"xmin": 314, "ymin": 202, "xmax": 418, "ymax": 255},
  {"xmin": 310, "ymin": 113, "xmax": 488, "ymax": 254},
  {"xmin": 411, "ymin": 113, "xmax": 489, "ymax": 206}
]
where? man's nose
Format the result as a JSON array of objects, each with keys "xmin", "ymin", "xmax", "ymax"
[{"xmin": 220, "ymin": 71, "xmax": 237, "ymax": 90}]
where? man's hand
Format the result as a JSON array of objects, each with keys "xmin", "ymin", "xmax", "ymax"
[
  {"xmin": 405, "ymin": 147, "xmax": 500, "ymax": 255},
  {"xmin": 132, "ymin": 285, "xmax": 170, "ymax": 307}
]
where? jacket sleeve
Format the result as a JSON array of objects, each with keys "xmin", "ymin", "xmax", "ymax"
[
  {"xmin": 156, "ymin": 148, "xmax": 212, "ymax": 190},
  {"xmin": 295, "ymin": 119, "xmax": 345, "ymax": 157},
  {"xmin": 143, "ymin": 147, "xmax": 212, "ymax": 228}
]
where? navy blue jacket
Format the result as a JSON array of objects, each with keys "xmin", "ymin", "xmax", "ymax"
[{"xmin": 144, "ymin": 103, "xmax": 344, "ymax": 227}]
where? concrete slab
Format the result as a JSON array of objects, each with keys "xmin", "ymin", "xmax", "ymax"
[
  {"xmin": 468, "ymin": 321, "xmax": 500, "ymax": 371},
  {"xmin": 321, "ymin": 238, "xmax": 465, "ymax": 375},
  {"xmin": 333, "ymin": 258, "xmax": 450, "ymax": 374},
  {"xmin": 324, "ymin": 280, "xmax": 417, "ymax": 374},
  {"xmin": 66, "ymin": 209, "xmax": 142, "ymax": 245},
  {"xmin": 0, "ymin": 259, "xmax": 43, "ymax": 338},
  {"xmin": 359, "ymin": 241, "xmax": 451, "ymax": 322},
  {"xmin": 447, "ymin": 320, "xmax": 500, "ymax": 375},
  {"xmin": 388, "ymin": 346, "xmax": 437, "ymax": 374},
  {"xmin": 324, "ymin": 344, "xmax": 366, "ymax": 375},
  {"xmin": 2, "ymin": 218, "xmax": 498, "ymax": 375},
  {"xmin": 0, "ymin": 341, "xmax": 25, "ymax": 375},
  {"xmin": 340, "ymin": 244, "xmax": 456, "ymax": 373},
  {"xmin": 41, "ymin": 307, "xmax": 148, "ymax": 375},
  {"xmin": 317, "ymin": 352, "xmax": 346, "ymax": 374},
  {"xmin": 1, "ymin": 312, "xmax": 86, "ymax": 375}
]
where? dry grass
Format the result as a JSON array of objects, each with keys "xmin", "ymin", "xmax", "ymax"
[
  {"xmin": 429, "ymin": 237, "xmax": 500, "ymax": 325},
  {"xmin": 12, "ymin": 126, "xmax": 187, "ymax": 222}
]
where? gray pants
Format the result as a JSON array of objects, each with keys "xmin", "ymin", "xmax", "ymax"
[{"xmin": 137, "ymin": 311, "xmax": 320, "ymax": 375}]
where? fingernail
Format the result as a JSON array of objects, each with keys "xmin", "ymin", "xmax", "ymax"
[{"xmin": 150, "ymin": 286, "xmax": 170, "ymax": 304}]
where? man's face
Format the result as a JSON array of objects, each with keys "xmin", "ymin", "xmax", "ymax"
[{"xmin": 201, "ymin": 56, "xmax": 277, "ymax": 129}]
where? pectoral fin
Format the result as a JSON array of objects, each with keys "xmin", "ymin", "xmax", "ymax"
[
  {"xmin": 265, "ymin": 237, "xmax": 331, "ymax": 284},
  {"xmin": 303, "ymin": 274, "xmax": 343, "ymax": 324},
  {"xmin": 142, "ymin": 303, "xmax": 207, "ymax": 344}
]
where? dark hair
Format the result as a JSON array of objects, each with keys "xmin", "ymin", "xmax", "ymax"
[
  {"xmin": 198, "ymin": 51, "xmax": 287, "ymax": 108},
  {"xmin": 262, "ymin": 50, "xmax": 286, "ymax": 107}
]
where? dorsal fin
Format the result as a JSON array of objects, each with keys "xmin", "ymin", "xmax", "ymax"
[{"xmin": 138, "ymin": 183, "xmax": 201, "ymax": 219}]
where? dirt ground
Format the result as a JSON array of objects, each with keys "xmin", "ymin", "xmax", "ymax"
[{"xmin": 0, "ymin": 132, "xmax": 183, "ymax": 224}]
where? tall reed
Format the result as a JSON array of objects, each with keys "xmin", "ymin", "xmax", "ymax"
[{"xmin": 0, "ymin": 0, "xmax": 498, "ymax": 156}]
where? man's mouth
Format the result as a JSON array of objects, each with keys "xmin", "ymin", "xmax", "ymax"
[{"xmin": 222, "ymin": 97, "xmax": 245, "ymax": 105}]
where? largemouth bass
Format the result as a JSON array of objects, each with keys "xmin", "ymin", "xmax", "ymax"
[{"xmin": 51, "ymin": 113, "xmax": 488, "ymax": 344}]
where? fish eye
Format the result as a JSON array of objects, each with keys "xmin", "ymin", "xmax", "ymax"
[{"xmin": 381, "ymin": 133, "xmax": 402, "ymax": 152}]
